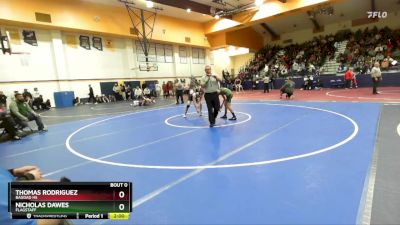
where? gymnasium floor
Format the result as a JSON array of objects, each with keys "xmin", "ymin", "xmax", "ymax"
[{"xmin": 1, "ymin": 87, "xmax": 400, "ymax": 225}]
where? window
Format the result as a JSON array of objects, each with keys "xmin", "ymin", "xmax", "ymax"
[
  {"xmin": 164, "ymin": 45, "xmax": 173, "ymax": 63},
  {"xmin": 136, "ymin": 41, "xmax": 156, "ymax": 62},
  {"xmin": 179, "ymin": 46, "xmax": 187, "ymax": 64},
  {"xmin": 136, "ymin": 41, "xmax": 173, "ymax": 63},
  {"xmin": 192, "ymin": 48, "xmax": 205, "ymax": 64},
  {"xmin": 156, "ymin": 43, "xmax": 165, "ymax": 62}
]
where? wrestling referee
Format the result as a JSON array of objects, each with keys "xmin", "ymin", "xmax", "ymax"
[{"xmin": 201, "ymin": 65, "xmax": 221, "ymax": 127}]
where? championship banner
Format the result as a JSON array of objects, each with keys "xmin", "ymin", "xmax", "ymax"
[
  {"xmin": 6, "ymin": 28, "xmax": 21, "ymax": 45},
  {"xmin": 65, "ymin": 35, "xmax": 77, "ymax": 48},
  {"xmin": 22, "ymin": 30, "xmax": 38, "ymax": 46},
  {"xmin": 79, "ymin": 35, "xmax": 90, "ymax": 50},
  {"xmin": 92, "ymin": 36, "xmax": 103, "ymax": 51}
]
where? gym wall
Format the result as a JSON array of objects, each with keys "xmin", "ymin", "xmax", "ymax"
[{"xmin": 0, "ymin": 26, "xmax": 211, "ymax": 105}]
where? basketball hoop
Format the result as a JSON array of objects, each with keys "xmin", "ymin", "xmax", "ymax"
[
  {"xmin": 139, "ymin": 62, "xmax": 158, "ymax": 72},
  {"xmin": 119, "ymin": 0, "xmax": 162, "ymax": 66}
]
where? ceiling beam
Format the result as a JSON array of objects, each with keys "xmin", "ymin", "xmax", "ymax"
[
  {"xmin": 260, "ymin": 23, "xmax": 279, "ymax": 39},
  {"xmin": 151, "ymin": 0, "xmax": 212, "ymax": 15}
]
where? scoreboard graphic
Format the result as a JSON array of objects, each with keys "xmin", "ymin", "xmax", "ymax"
[{"xmin": 8, "ymin": 182, "xmax": 132, "ymax": 220}]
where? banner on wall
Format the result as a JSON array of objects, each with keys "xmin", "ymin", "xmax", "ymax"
[
  {"xmin": 65, "ymin": 35, "xmax": 77, "ymax": 48},
  {"xmin": 22, "ymin": 30, "xmax": 38, "ymax": 46},
  {"xmin": 79, "ymin": 35, "xmax": 90, "ymax": 50},
  {"xmin": 92, "ymin": 36, "xmax": 103, "ymax": 51},
  {"xmin": 6, "ymin": 28, "xmax": 21, "ymax": 45},
  {"xmin": 105, "ymin": 39, "xmax": 114, "ymax": 51}
]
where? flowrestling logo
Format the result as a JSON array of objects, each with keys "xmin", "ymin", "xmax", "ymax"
[{"xmin": 367, "ymin": 11, "xmax": 388, "ymax": 18}]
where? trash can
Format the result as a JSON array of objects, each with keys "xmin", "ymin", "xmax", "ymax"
[{"xmin": 54, "ymin": 91, "xmax": 75, "ymax": 108}]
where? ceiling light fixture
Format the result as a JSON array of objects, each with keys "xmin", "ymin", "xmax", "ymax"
[
  {"xmin": 187, "ymin": 8, "xmax": 191, "ymax": 13},
  {"xmin": 215, "ymin": 14, "xmax": 220, "ymax": 19},
  {"xmin": 146, "ymin": 0, "xmax": 154, "ymax": 8}
]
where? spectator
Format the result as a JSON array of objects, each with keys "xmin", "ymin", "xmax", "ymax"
[
  {"xmin": 168, "ymin": 81, "xmax": 174, "ymax": 97},
  {"xmin": 42, "ymin": 98, "xmax": 51, "ymax": 110},
  {"xmin": 108, "ymin": 94, "xmax": 116, "ymax": 102},
  {"xmin": 9, "ymin": 93, "xmax": 47, "ymax": 132},
  {"xmin": 155, "ymin": 82, "xmax": 161, "ymax": 97},
  {"xmin": 0, "ymin": 104, "xmax": 22, "ymax": 140},
  {"xmin": 112, "ymin": 83, "xmax": 119, "ymax": 101},
  {"xmin": 162, "ymin": 81, "xmax": 168, "ymax": 98},
  {"xmin": 0, "ymin": 91, "xmax": 7, "ymax": 106},
  {"xmin": 302, "ymin": 76, "xmax": 310, "ymax": 90},
  {"xmin": 337, "ymin": 64, "xmax": 346, "ymax": 73},
  {"xmin": 101, "ymin": 95, "xmax": 110, "ymax": 103},
  {"xmin": 234, "ymin": 78, "xmax": 243, "ymax": 93},
  {"xmin": 32, "ymin": 88, "xmax": 42, "ymax": 110},
  {"xmin": 73, "ymin": 97, "xmax": 81, "ymax": 106},
  {"xmin": 291, "ymin": 61, "xmax": 299, "ymax": 76},
  {"xmin": 134, "ymin": 86, "xmax": 142, "ymax": 100},
  {"xmin": 126, "ymin": 84, "xmax": 132, "ymax": 100},
  {"xmin": 22, "ymin": 89, "xmax": 33, "ymax": 107},
  {"xmin": 22, "ymin": 88, "xmax": 32, "ymax": 100},
  {"xmin": 381, "ymin": 58, "xmax": 389, "ymax": 70},
  {"xmin": 120, "ymin": 84, "xmax": 127, "ymax": 101},
  {"xmin": 143, "ymin": 87, "xmax": 151, "ymax": 98},
  {"xmin": 95, "ymin": 95, "xmax": 103, "ymax": 103}
]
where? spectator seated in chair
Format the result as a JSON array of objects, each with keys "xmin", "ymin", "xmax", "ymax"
[
  {"xmin": 9, "ymin": 93, "xmax": 48, "ymax": 132},
  {"xmin": 0, "ymin": 103, "xmax": 22, "ymax": 140},
  {"xmin": 44, "ymin": 99, "xmax": 51, "ymax": 109},
  {"xmin": 39, "ymin": 96, "xmax": 51, "ymax": 110},
  {"xmin": 73, "ymin": 97, "xmax": 82, "ymax": 106},
  {"xmin": 234, "ymin": 78, "xmax": 243, "ymax": 93},
  {"xmin": 0, "ymin": 90, "xmax": 8, "ymax": 106},
  {"xmin": 101, "ymin": 94, "xmax": 110, "ymax": 103},
  {"xmin": 32, "ymin": 88, "xmax": 43, "ymax": 110}
]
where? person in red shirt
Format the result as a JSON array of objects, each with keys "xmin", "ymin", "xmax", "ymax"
[
  {"xmin": 344, "ymin": 68, "xmax": 354, "ymax": 89},
  {"xmin": 162, "ymin": 81, "xmax": 168, "ymax": 99}
]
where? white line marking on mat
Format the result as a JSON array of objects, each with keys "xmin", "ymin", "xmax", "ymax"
[{"xmin": 65, "ymin": 102, "xmax": 359, "ymax": 170}]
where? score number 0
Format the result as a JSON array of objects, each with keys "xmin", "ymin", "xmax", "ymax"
[{"xmin": 118, "ymin": 191, "xmax": 126, "ymax": 211}]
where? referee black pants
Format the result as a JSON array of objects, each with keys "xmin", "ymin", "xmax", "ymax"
[
  {"xmin": 176, "ymin": 90, "xmax": 184, "ymax": 104},
  {"xmin": 204, "ymin": 92, "xmax": 220, "ymax": 125}
]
